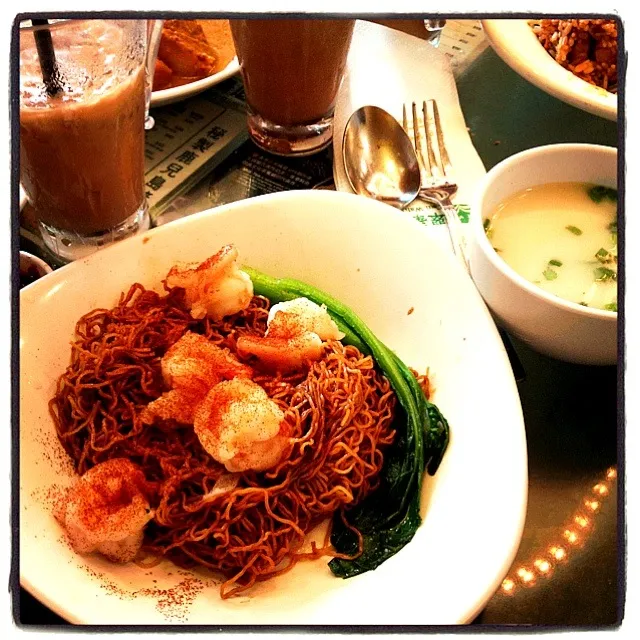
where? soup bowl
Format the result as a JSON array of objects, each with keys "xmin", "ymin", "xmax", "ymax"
[{"xmin": 468, "ymin": 143, "xmax": 618, "ymax": 366}]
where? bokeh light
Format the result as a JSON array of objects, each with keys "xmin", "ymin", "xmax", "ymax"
[{"xmin": 497, "ymin": 465, "xmax": 616, "ymax": 598}]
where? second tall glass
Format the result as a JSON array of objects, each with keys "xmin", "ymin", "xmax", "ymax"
[{"xmin": 231, "ymin": 19, "xmax": 355, "ymax": 156}]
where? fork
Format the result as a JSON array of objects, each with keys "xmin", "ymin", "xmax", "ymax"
[{"xmin": 402, "ymin": 100, "xmax": 469, "ymax": 272}]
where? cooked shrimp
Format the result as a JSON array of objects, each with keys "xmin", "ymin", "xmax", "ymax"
[
  {"xmin": 58, "ymin": 459, "xmax": 153, "ymax": 563},
  {"xmin": 266, "ymin": 297, "xmax": 345, "ymax": 341},
  {"xmin": 142, "ymin": 331, "xmax": 252, "ymax": 425},
  {"xmin": 237, "ymin": 297, "xmax": 344, "ymax": 372},
  {"xmin": 161, "ymin": 331, "xmax": 252, "ymax": 390},
  {"xmin": 165, "ymin": 245, "xmax": 253, "ymax": 321},
  {"xmin": 236, "ymin": 332, "xmax": 325, "ymax": 372},
  {"xmin": 193, "ymin": 378, "xmax": 291, "ymax": 473}
]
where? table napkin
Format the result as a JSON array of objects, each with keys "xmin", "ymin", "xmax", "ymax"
[{"xmin": 332, "ymin": 20, "xmax": 487, "ymax": 250}]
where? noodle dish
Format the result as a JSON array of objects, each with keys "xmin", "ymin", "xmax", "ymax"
[
  {"xmin": 50, "ymin": 243, "xmax": 449, "ymax": 599},
  {"xmin": 20, "ymin": 191, "xmax": 528, "ymax": 624}
]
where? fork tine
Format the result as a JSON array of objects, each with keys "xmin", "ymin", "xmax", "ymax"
[
  {"xmin": 404, "ymin": 102, "xmax": 428, "ymax": 186},
  {"xmin": 429, "ymin": 99, "xmax": 454, "ymax": 176},
  {"xmin": 411, "ymin": 101, "xmax": 431, "ymax": 184},
  {"xmin": 422, "ymin": 101, "xmax": 444, "ymax": 179}
]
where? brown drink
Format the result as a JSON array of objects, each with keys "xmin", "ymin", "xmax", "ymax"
[
  {"xmin": 19, "ymin": 20, "xmax": 149, "ymax": 262},
  {"xmin": 231, "ymin": 19, "xmax": 355, "ymax": 155},
  {"xmin": 20, "ymin": 69, "xmax": 145, "ymax": 235}
]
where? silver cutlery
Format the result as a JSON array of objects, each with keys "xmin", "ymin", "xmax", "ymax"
[
  {"xmin": 342, "ymin": 105, "xmax": 421, "ymax": 209},
  {"xmin": 402, "ymin": 99, "xmax": 469, "ymax": 272}
]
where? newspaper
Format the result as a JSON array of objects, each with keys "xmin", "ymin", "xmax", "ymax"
[{"xmin": 145, "ymin": 80, "xmax": 249, "ymax": 221}]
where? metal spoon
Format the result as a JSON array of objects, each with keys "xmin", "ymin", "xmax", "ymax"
[{"xmin": 342, "ymin": 105, "xmax": 421, "ymax": 209}]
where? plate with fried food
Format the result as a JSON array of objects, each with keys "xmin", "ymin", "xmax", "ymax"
[
  {"xmin": 482, "ymin": 19, "xmax": 617, "ymax": 121},
  {"xmin": 151, "ymin": 19, "xmax": 240, "ymax": 107}
]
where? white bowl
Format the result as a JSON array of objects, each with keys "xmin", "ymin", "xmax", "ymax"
[
  {"xmin": 150, "ymin": 57, "xmax": 240, "ymax": 108},
  {"xmin": 468, "ymin": 143, "xmax": 618, "ymax": 366},
  {"xmin": 20, "ymin": 190, "xmax": 527, "ymax": 625},
  {"xmin": 482, "ymin": 19, "xmax": 617, "ymax": 122}
]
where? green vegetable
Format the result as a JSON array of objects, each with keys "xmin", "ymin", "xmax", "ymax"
[
  {"xmin": 483, "ymin": 218, "xmax": 493, "ymax": 239},
  {"xmin": 594, "ymin": 266, "xmax": 617, "ymax": 282},
  {"xmin": 608, "ymin": 220, "xmax": 618, "ymax": 246},
  {"xmin": 549, "ymin": 259, "xmax": 563, "ymax": 267},
  {"xmin": 588, "ymin": 185, "xmax": 617, "ymax": 204},
  {"xmin": 543, "ymin": 268, "xmax": 558, "ymax": 281},
  {"xmin": 595, "ymin": 248, "xmax": 614, "ymax": 264},
  {"xmin": 604, "ymin": 302, "xmax": 618, "ymax": 312},
  {"xmin": 566, "ymin": 225, "xmax": 583, "ymax": 236},
  {"xmin": 243, "ymin": 265, "xmax": 450, "ymax": 578},
  {"xmin": 579, "ymin": 302, "xmax": 589, "ymax": 307}
]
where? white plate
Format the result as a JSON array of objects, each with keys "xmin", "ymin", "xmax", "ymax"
[
  {"xmin": 482, "ymin": 20, "xmax": 617, "ymax": 121},
  {"xmin": 20, "ymin": 190, "xmax": 528, "ymax": 625},
  {"xmin": 150, "ymin": 58, "xmax": 240, "ymax": 108}
]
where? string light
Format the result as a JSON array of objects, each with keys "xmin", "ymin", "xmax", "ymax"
[
  {"xmin": 516, "ymin": 567, "xmax": 536, "ymax": 587},
  {"xmin": 593, "ymin": 483, "xmax": 609, "ymax": 497},
  {"xmin": 584, "ymin": 499, "xmax": 601, "ymax": 513},
  {"xmin": 548, "ymin": 545, "xmax": 568, "ymax": 562},
  {"xmin": 501, "ymin": 578, "xmax": 516, "ymax": 596},
  {"xmin": 563, "ymin": 528, "xmax": 580, "ymax": 546},
  {"xmin": 533, "ymin": 558, "xmax": 553, "ymax": 577},
  {"xmin": 498, "ymin": 465, "xmax": 616, "ymax": 598}
]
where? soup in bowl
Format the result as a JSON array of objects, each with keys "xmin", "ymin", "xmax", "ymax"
[{"xmin": 469, "ymin": 144, "xmax": 618, "ymax": 365}]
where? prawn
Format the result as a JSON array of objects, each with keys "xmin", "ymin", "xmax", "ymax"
[
  {"xmin": 193, "ymin": 378, "xmax": 291, "ymax": 473},
  {"xmin": 141, "ymin": 331, "xmax": 252, "ymax": 425},
  {"xmin": 266, "ymin": 297, "xmax": 345, "ymax": 341},
  {"xmin": 236, "ymin": 297, "xmax": 344, "ymax": 372},
  {"xmin": 57, "ymin": 459, "xmax": 153, "ymax": 563},
  {"xmin": 165, "ymin": 244, "xmax": 253, "ymax": 321}
]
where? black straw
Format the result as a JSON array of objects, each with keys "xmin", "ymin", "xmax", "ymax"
[{"xmin": 31, "ymin": 19, "xmax": 62, "ymax": 97}]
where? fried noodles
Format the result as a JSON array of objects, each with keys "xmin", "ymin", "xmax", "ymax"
[{"xmin": 50, "ymin": 284, "xmax": 397, "ymax": 597}]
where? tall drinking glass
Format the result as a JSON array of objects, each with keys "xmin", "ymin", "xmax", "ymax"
[
  {"xmin": 19, "ymin": 19, "xmax": 150, "ymax": 263},
  {"xmin": 145, "ymin": 19, "xmax": 164, "ymax": 130},
  {"xmin": 230, "ymin": 19, "xmax": 355, "ymax": 156}
]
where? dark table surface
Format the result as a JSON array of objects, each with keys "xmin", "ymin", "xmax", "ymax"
[
  {"xmin": 16, "ymin": 20, "xmax": 623, "ymax": 628},
  {"xmin": 457, "ymin": 42, "xmax": 622, "ymax": 628}
]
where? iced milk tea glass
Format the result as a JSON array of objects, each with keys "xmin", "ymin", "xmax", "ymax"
[
  {"xmin": 19, "ymin": 19, "xmax": 150, "ymax": 263},
  {"xmin": 231, "ymin": 19, "xmax": 355, "ymax": 156}
]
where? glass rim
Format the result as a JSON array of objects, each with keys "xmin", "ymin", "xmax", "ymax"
[{"xmin": 19, "ymin": 18, "xmax": 145, "ymax": 33}]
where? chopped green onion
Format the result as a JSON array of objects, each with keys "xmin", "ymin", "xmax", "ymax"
[
  {"xmin": 588, "ymin": 185, "xmax": 617, "ymax": 203},
  {"xmin": 604, "ymin": 302, "xmax": 618, "ymax": 312},
  {"xmin": 595, "ymin": 248, "xmax": 614, "ymax": 264},
  {"xmin": 594, "ymin": 266, "xmax": 617, "ymax": 282},
  {"xmin": 549, "ymin": 259, "xmax": 563, "ymax": 267},
  {"xmin": 483, "ymin": 218, "xmax": 493, "ymax": 239},
  {"xmin": 608, "ymin": 220, "xmax": 618, "ymax": 234},
  {"xmin": 566, "ymin": 225, "xmax": 583, "ymax": 236},
  {"xmin": 579, "ymin": 302, "xmax": 589, "ymax": 307},
  {"xmin": 543, "ymin": 268, "xmax": 558, "ymax": 281}
]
